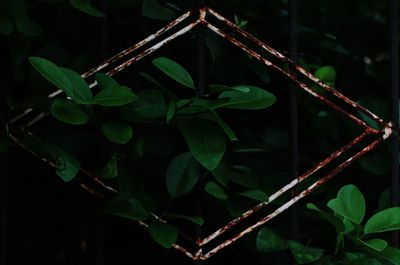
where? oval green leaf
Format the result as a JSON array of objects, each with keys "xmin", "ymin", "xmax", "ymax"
[
  {"xmin": 105, "ymin": 195, "xmax": 149, "ymax": 221},
  {"xmin": 50, "ymin": 98, "xmax": 89, "ymax": 125},
  {"xmin": 29, "ymin": 57, "xmax": 72, "ymax": 96},
  {"xmin": 178, "ymin": 119, "xmax": 226, "ymax": 170},
  {"xmin": 374, "ymin": 246, "xmax": 400, "ymax": 265},
  {"xmin": 93, "ymin": 86, "xmax": 137, "ymax": 106},
  {"xmin": 165, "ymin": 214, "xmax": 204, "ymax": 226},
  {"xmin": 287, "ymin": 240, "xmax": 325, "ymax": 264},
  {"xmin": 102, "ymin": 122, "xmax": 133, "ymax": 144},
  {"xmin": 148, "ymin": 222, "xmax": 178, "ymax": 249},
  {"xmin": 237, "ymin": 190, "xmax": 268, "ymax": 202},
  {"xmin": 256, "ymin": 227, "xmax": 287, "ymax": 252},
  {"xmin": 142, "ymin": 0, "xmax": 177, "ymax": 20},
  {"xmin": 153, "ymin": 57, "xmax": 195, "ymax": 89},
  {"xmin": 121, "ymin": 89, "xmax": 167, "ymax": 121},
  {"xmin": 166, "ymin": 152, "xmax": 200, "ymax": 197},
  {"xmin": 365, "ymin": 207, "xmax": 400, "ymax": 234},
  {"xmin": 362, "ymin": 239, "xmax": 388, "ymax": 251},
  {"xmin": 306, "ymin": 203, "xmax": 345, "ymax": 233},
  {"xmin": 327, "ymin": 184, "xmax": 366, "ymax": 224},
  {"xmin": 218, "ymin": 85, "xmax": 276, "ymax": 110},
  {"xmin": 50, "ymin": 147, "xmax": 80, "ymax": 182},
  {"xmin": 95, "ymin": 73, "xmax": 120, "ymax": 90},
  {"xmin": 205, "ymin": 181, "xmax": 229, "ymax": 200},
  {"xmin": 101, "ymin": 154, "xmax": 118, "ymax": 179},
  {"xmin": 209, "ymin": 84, "xmax": 250, "ymax": 94},
  {"xmin": 69, "ymin": 0, "xmax": 104, "ymax": 17},
  {"xmin": 60, "ymin": 67, "xmax": 92, "ymax": 103}
]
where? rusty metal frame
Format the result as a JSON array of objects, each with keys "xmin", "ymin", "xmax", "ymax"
[{"xmin": 9, "ymin": 7, "xmax": 393, "ymax": 261}]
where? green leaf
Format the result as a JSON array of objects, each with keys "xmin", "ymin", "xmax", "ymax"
[
  {"xmin": 96, "ymin": 73, "xmax": 119, "ymax": 90},
  {"xmin": 218, "ymin": 85, "xmax": 276, "ymax": 110},
  {"xmin": 102, "ymin": 154, "xmax": 118, "ymax": 179},
  {"xmin": 105, "ymin": 195, "xmax": 149, "ymax": 221},
  {"xmin": 361, "ymin": 239, "xmax": 388, "ymax": 252},
  {"xmin": 287, "ymin": 240, "xmax": 325, "ymax": 264},
  {"xmin": 374, "ymin": 246, "xmax": 400, "ymax": 265},
  {"xmin": 327, "ymin": 184, "xmax": 366, "ymax": 224},
  {"xmin": 256, "ymin": 227, "xmax": 287, "ymax": 252},
  {"xmin": 178, "ymin": 119, "xmax": 226, "ymax": 170},
  {"xmin": 102, "ymin": 122, "xmax": 133, "ymax": 144},
  {"xmin": 306, "ymin": 203, "xmax": 345, "ymax": 233},
  {"xmin": 50, "ymin": 147, "xmax": 80, "ymax": 182},
  {"xmin": 0, "ymin": 16, "xmax": 14, "ymax": 35},
  {"xmin": 237, "ymin": 190, "xmax": 268, "ymax": 202},
  {"xmin": 166, "ymin": 214, "xmax": 204, "ymax": 226},
  {"xmin": 229, "ymin": 165, "xmax": 259, "ymax": 189},
  {"xmin": 205, "ymin": 181, "xmax": 229, "ymax": 200},
  {"xmin": 60, "ymin": 67, "xmax": 92, "ymax": 103},
  {"xmin": 69, "ymin": 0, "xmax": 104, "ymax": 17},
  {"xmin": 14, "ymin": 14, "xmax": 42, "ymax": 36},
  {"xmin": 166, "ymin": 152, "xmax": 199, "ymax": 197},
  {"xmin": 365, "ymin": 207, "xmax": 400, "ymax": 234},
  {"xmin": 208, "ymin": 84, "xmax": 250, "ymax": 94},
  {"xmin": 50, "ymin": 98, "xmax": 89, "ymax": 125},
  {"xmin": 201, "ymin": 110, "xmax": 238, "ymax": 141},
  {"xmin": 210, "ymin": 162, "xmax": 230, "ymax": 187},
  {"xmin": 167, "ymin": 100, "xmax": 177, "ymax": 123},
  {"xmin": 121, "ymin": 89, "xmax": 167, "ymax": 121},
  {"xmin": 142, "ymin": 0, "xmax": 177, "ymax": 20},
  {"xmin": 93, "ymin": 86, "xmax": 137, "ymax": 106},
  {"xmin": 29, "ymin": 57, "xmax": 72, "ymax": 96},
  {"xmin": 313, "ymin": 66, "xmax": 336, "ymax": 94},
  {"xmin": 140, "ymin": 72, "xmax": 177, "ymax": 99},
  {"xmin": 148, "ymin": 222, "xmax": 178, "ymax": 249},
  {"xmin": 153, "ymin": 57, "xmax": 195, "ymax": 89}
]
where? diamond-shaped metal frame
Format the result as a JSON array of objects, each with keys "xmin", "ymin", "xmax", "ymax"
[{"xmin": 10, "ymin": 7, "xmax": 394, "ymax": 260}]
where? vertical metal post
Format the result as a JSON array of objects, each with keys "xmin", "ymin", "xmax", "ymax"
[
  {"xmin": 195, "ymin": 0, "xmax": 206, "ymax": 262},
  {"xmin": 288, "ymin": 0, "xmax": 299, "ymax": 239},
  {"xmin": 196, "ymin": 0, "xmax": 206, "ymax": 97},
  {"xmin": 0, "ymin": 152, "xmax": 8, "ymax": 265},
  {"xmin": 390, "ymin": 0, "xmax": 399, "ymax": 248}
]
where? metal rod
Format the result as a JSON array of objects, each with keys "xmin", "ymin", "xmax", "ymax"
[
  {"xmin": 202, "ymin": 21, "xmax": 379, "ymax": 132},
  {"xmin": 288, "ymin": 0, "xmax": 299, "ymax": 239},
  {"xmin": 195, "ymin": 0, "xmax": 206, "ymax": 97},
  {"xmin": 205, "ymin": 7, "xmax": 389, "ymax": 128},
  {"xmin": 390, "ymin": 0, "xmax": 400, "ymax": 247},
  {"xmin": 202, "ymin": 135, "xmax": 385, "ymax": 260},
  {"xmin": 10, "ymin": 10, "xmax": 193, "ymax": 125},
  {"xmin": 194, "ymin": 1, "xmax": 206, "ymax": 262},
  {"xmin": 199, "ymin": 129, "xmax": 371, "ymax": 246}
]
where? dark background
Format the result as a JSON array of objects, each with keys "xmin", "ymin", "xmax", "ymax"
[{"xmin": 0, "ymin": 0, "xmax": 397, "ymax": 264}]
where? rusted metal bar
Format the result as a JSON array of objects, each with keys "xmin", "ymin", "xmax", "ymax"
[
  {"xmin": 202, "ymin": 21, "xmax": 379, "ymax": 132},
  {"xmin": 201, "ymin": 134, "xmax": 386, "ymax": 260},
  {"xmin": 10, "ymin": 10, "xmax": 193, "ymax": 125},
  {"xmin": 9, "ymin": 132, "xmax": 196, "ymax": 257},
  {"xmin": 22, "ymin": 19, "xmax": 202, "ymax": 129},
  {"xmin": 7, "ymin": 6, "xmax": 395, "ymax": 260},
  {"xmin": 390, "ymin": 0, "xmax": 400, "ymax": 247},
  {"xmin": 194, "ymin": 0, "xmax": 207, "ymax": 262},
  {"xmin": 205, "ymin": 7, "xmax": 389, "ymax": 129},
  {"xmin": 199, "ymin": 128, "xmax": 374, "ymax": 247},
  {"xmin": 82, "ymin": 10, "xmax": 193, "ymax": 79}
]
